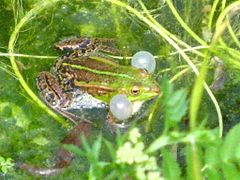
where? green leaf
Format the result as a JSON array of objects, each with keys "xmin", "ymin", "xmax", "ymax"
[
  {"xmin": 162, "ymin": 79, "xmax": 188, "ymax": 129},
  {"xmin": 80, "ymin": 133, "xmax": 91, "ymax": 152},
  {"xmin": 0, "ymin": 156, "xmax": 14, "ymax": 174},
  {"xmin": 222, "ymin": 162, "xmax": 240, "ymax": 180},
  {"xmin": 205, "ymin": 168, "xmax": 223, "ymax": 180},
  {"xmin": 12, "ymin": 105, "xmax": 30, "ymax": 129},
  {"xmin": 103, "ymin": 139, "xmax": 115, "ymax": 160},
  {"xmin": 205, "ymin": 145, "xmax": 221, "ymax": 167},
  {"xmin": 92, "ymin": 135, "xmax": 102, "ymax": 161},
  {"xmin": 0, "ymin": 102, "xmax": 30, "ymax": 128},
  {"xmin": 65, "ymin": 144, "xmax": 86, "ymax": 157},
  {"xmin": 204, "ymin": 142, "xmax": 223, "ymax": 179},
  {"xmin": 0, "ymin": 156, "xmax": 4, "ymax": 163},
  {"xmin": 1, "ymin": 166, "xmax": 7, "ymax": 174},
  {"xmin": 147, "ymin": 135, "xmax": 171, "ymax": 153},
  {"xmin": 162, "ymin": 148, "xmax": 181, "ymax": 180},
  {"xmin": 31, "ymin": 136, "xmax": 49, "ymax": 146},
  {"xmin": 221, "ymin": 123, "xmax": 240, "ymax": 163}
]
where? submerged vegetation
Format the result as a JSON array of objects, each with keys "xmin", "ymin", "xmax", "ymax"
[{"xmin": 0, "ymin": 0, "xmax": 240, "ymax": 179}]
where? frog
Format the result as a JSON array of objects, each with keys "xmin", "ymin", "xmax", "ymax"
[
  {"xmin": 16, "ymin": 37, "xmax": 160, "ymax": 176},
  {"xmin": 37, "ymin": 37, "xmax": 160, "ymax": 129}
]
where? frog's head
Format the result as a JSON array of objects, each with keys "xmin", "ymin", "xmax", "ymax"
[{"xmin": 119, "ymin": 69, "xmax": 160, "ymax": 102}]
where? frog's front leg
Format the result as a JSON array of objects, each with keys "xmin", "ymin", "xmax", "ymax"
[
  {"xmin": 16, "ymin": 122, "xmax": 92, "ymax": 176},
  {"xmin": 54, "ymin": 37, "xmax": 121, "ymax": 56},
  {"xmin": 107, "ymin": 111, "xmax": 130, "ymax": 133}
]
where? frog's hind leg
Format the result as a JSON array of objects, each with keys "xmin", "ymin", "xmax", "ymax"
[
  {"xmin": 36, "ymin": 71, "xmax": 70, "ymax": 108},
  {"xmin": 107, "ymin": 112, "xmax": 130, "ymax": 134},
  {"xmin": 55, "ymin": 37, "xmax": 120, "ymax": 55},
  {"xmin": 16, "ymin": 122, "xmax": 92, "ymax": 176},
  {"xmin": 54, "ymin": 122, "xmax": 91, "ymax": 168},
  {"xmin": 37, "ymin": 72, "xmax": 81, "ymax": 124},
  {"xmin": 55, "ymin": 37, "xmax": 93, "ymax": 51}
]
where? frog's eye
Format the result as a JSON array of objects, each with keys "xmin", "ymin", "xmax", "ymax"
[{"xmin": 131, "ymin": 85, "xmax": 140, "ymax": 96}]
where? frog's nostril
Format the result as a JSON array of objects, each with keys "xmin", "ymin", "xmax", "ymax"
[{"xmin": 151, "ymin": 86, "xmax": 160, "ymax": 93}]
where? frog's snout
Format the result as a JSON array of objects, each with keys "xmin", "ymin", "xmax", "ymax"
[
  {"xmin": 143, "ymin": 85, "xmax": 160, "ymax": 94},
  {"xmin": 151, "ymin": 86, "xmax": 160, "ymax": 94}
]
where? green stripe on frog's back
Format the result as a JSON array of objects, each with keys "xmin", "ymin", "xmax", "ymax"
[
  {"xmin": 62, "ymin": 62, "xmax": 135, "ymax": 80},
  {"xmin": 89, "ymin": 55, "xmax": 119, "ymax": 67},
  {"xmin": 61, "ymin": 56, "xmax": 137, "ymax": 81}
]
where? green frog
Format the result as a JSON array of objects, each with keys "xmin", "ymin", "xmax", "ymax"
[
  {"xmin": 17, "ymin": 37, "xmax": 160, "ymax": 176},
  {"xmin": 36, "ymin": 37, "xmax": 160, "ymax": 130}
]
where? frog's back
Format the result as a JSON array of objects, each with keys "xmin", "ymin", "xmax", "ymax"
[{"xmin": 57, "ymin": 55, "xmax": 135, "ymax": 85}]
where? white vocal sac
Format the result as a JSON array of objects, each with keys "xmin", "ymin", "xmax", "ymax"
[
  {"xmin": 109, "ymin": 94, "xmax": 133, "ymax": 121},
  {"xmin": 131, "ymin": 51, "xmax": 156, "ymax": 73}
]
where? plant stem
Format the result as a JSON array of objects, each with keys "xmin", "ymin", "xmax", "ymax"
[
  {"xmin": 208, "ymin": 0, "xmax": 220, "ymax": 29},
  {"xmin": 226, "ymin": 17, "xmax": 240, "ymax": 49},
  {"xmin": 190, "ymin": 51, "xmax": 209, "ymax": 129},
  {"xmin": 165, "ymin": 0, "xmax": 207, "ymax": 46},
  {"xmin": 137, "ymin": 0, "xmax": 205, "ymax": 57},
  {"xmin": 0, "ymin": 52, "xmax": 57, "ymax": 59}
]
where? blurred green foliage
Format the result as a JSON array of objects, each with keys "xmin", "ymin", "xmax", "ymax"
[{"xmin": 0, "ymin": 0, "xmax": 240, "ymax": 179}]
